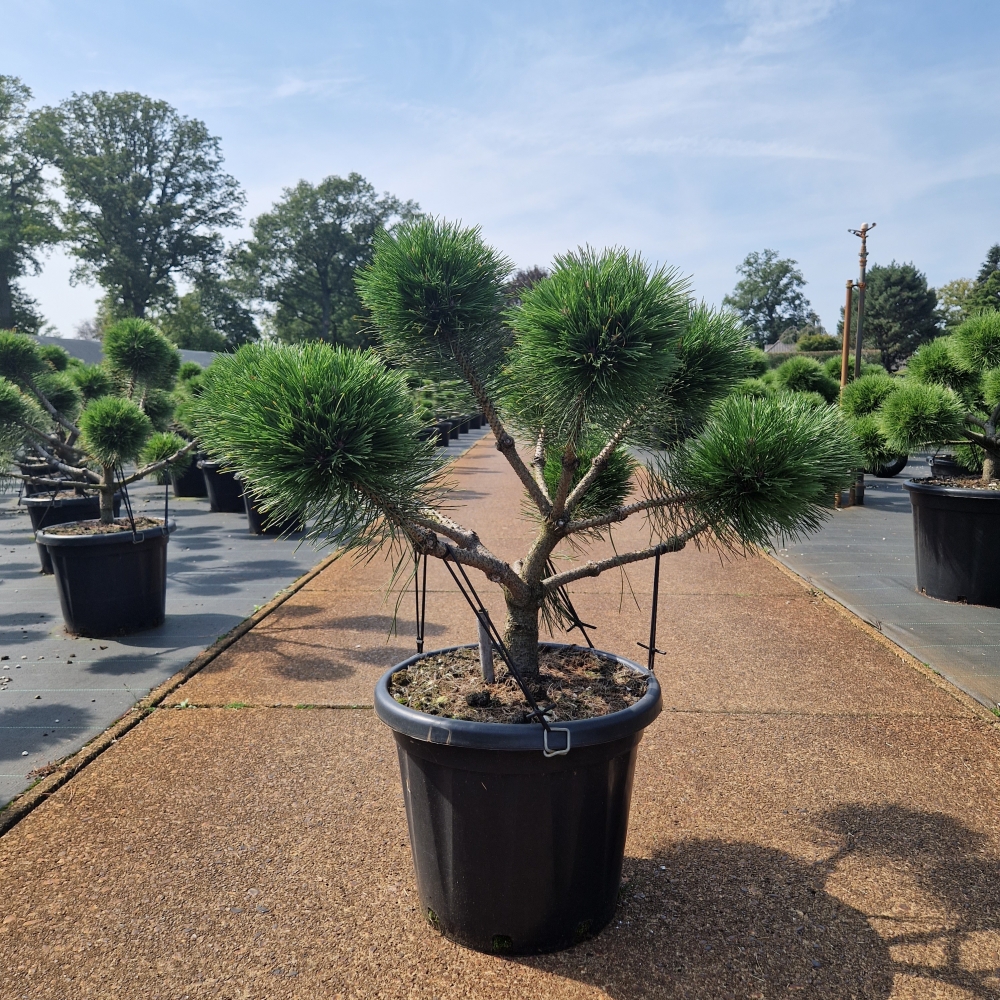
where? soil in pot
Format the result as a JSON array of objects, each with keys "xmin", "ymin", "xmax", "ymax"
[
  {"xmin": 38, "ymin": 517, "xmax": 174, "ymax": 636},
  {"xmin": 389, "ymin": 645, "xmax": 648, "ymax": 722},
  {"xmin": 25, "ymin": 491, "xmax": 122, "ymax": 574},
  {"xmin": 376, "ymin": 642, "xmax": 661, "ymax": 955},
  {"xmin": 198, "ymin": 461, "xmax": 245, "ymax": 512}
]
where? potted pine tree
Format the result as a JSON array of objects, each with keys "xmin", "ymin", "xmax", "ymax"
[
  {"xmin": 852, "ymin": 312, "xmax": 1000, "ymax": 606},
  {"xmin": 191, "ymin": 220, "xmax": 856, "ymax": 954},
  {"xmin": 0, "ymin": 321, "xmax": 193, "ymax": 635}
]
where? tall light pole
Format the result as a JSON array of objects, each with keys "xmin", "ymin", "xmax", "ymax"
[{"xmin": 848, "ymin": 222, "xmax": 876, "ymax": 504}]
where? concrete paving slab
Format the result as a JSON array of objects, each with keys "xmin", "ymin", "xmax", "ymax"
[
  {"xmin": 0, "ymin": 482, "xmax": 325, "ymax": 805},
  {"xmin": 0, "ymin": 428, "xmax": 489, "ymax": 804},
  {"xmin": 773, "ymin": 455, "xmax": 1000, "ymax": 711}
]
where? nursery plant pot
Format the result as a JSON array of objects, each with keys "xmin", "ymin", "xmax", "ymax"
[
  {"xmin": 170, "ymin": 454, "xmax": 208, "ymax": 498},
  {"xmin": 36, "ymin": 519, "xmax": 176, "ymax": 636},
  {"xmin": 448, "ymin": 421, "xmax": 459, "ymax": 440},
  {"xmin": 243, "ymin": 493, "xmax": 303, "ymax": 536},
  {"xmin": 469, "ymin": 413, "xmax": 483, "ymax": 430},
  {"xmin": 871, "ymin": 455, "xmax": 908, "ymax": 478},
  {"xmin": 905, "ymin": 480, "xmax": 1000, "ymax": 607},
  {"xmin": 930, "ymin": 454, "xmax": 975, "ymax": 479},
  {"xmin": 23, "ymin": 492, "xmax": 122, "ymax": 574},
  {"xmin": 435, "ymin": 422, "xmax": 451, "ymax": 446},
  {"xmin": 374, "ymin": 642, "xmax": 662, "ymax": 955},
  {"xmin": 198, "ymin": 460, "xmax": 244, "ymax": 512}
]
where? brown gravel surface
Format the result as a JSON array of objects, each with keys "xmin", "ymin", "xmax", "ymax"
[
  {"xmin": 920, "ymin": 476, "xmax": 1000, "ymax": 490},
  {"xmin": 2, "ymin": 434, "xmax": 1000, "ymax": 998}
]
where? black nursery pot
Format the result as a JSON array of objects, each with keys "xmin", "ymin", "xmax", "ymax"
[
  {"xmin": 905, "ymin": 480, "xmax": 1000, "ymax": 607},
  {"xmin": 243, "ymin": 493, "xmax": 303, "ymax": 536},
  {"xmin": 171, "ymin": 454, "xmax": 208, "ymax": 498},
  {"xmin": 36, "ymin": 519, "xmax": 176, "ymax": 637},
  {"xmin": 374, "ymin": 642, "xmax": 662, "ymax": 955},
  {"xmin": 18, "ymin": 462, "xmax": 59, "ymax": 496},
  {"xmin": 24, "ymin": 493, "xmax": 121, "ymax": 574},
  {"xmin": 930, "ymin": 454, "xmax": 975, "ymax": 479},
  {"xmin": 198, "ymin": 460, "xmax": 244, "ymax": 512}
]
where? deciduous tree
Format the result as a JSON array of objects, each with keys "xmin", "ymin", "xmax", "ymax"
[
  {"xmin": 722, "ymin": 249, "xmax": 815, "ymax": 346},
  {"xmin": 46, "ymin": 91, "xmax": 244, "ymax": 319}
]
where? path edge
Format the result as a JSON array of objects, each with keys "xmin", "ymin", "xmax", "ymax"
[
  {"xmin": 0, "ymin": 547, "xmax": 343, "ymax": 837},
  {"xmin": 762, "ymin": 549, "xmax": 1000, "ymax": 727}
]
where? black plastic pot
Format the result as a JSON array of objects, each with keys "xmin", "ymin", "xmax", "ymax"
[
  {"xmin": 243, "ymin": 493, "xmax": 303, "ymax": 536},
  {"xmin": 36, "ymin": 519, "xmax": 175, "ymax": 636},
  {"xmin": 448, "ymin": 421, "xmax": 459, "ymax": 440},
  {"xmin": 170, "ymin": 454, "xmax": 208, "ymax": 498},
  {"xmin": 23, "ymin": 493, "xmax": 122, "ymax": 574},
  {"xmin": 930, "ymin": 454, "xmax": 976, "ymax": 479},
  {"xmin": 871, "ymin": 455, "xmax": 908, "ymax": 478},
  {"xmin": 374, "ymin": 642, "xmax": 662, "ymax": 954},
  {"xmin": 905, "ymin": 480, "xmax": 1000, "ymax": 607},
  {"xmin": 198, "ymin": 460, "xmax": 244, "ymax": 512}
]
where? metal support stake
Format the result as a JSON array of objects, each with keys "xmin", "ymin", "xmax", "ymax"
[
  {"xmin": 636, "ymin": 550, "xmax": 666, "ymax": 672},
  {"xmin": 477, "ymin": 612, "xmax": 495, "ymax": 683},
  {"xmin": 849, "ymin": 222, "xmax": 876, "ymax": 506},
  {"xmin": 839, "ymin": 278, "xmax": 858, "ymax": 507}
]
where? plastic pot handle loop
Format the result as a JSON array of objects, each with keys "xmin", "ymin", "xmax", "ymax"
[
  {"xmin": 543, "ymin": 727, "xmax": 571, "ymax": 758},
  {"xmin": 132, "ymin": 531, "xmax": 145, "ymax": 544}
]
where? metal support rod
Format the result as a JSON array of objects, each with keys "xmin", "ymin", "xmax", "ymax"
[
  {"xmin": 849, "ymin": 222, "xmax": 876, "ymax": 506},
  {"xmin": 478, "ymin": 613, "xmax": 495, "ymax": 683},
  {"xmin": 840, "ymin": 279, "xmax": 855, "ymax": 391},
  {"xmin": 636, "ymin": 550, "xmax": 666, "ymax": 671}
]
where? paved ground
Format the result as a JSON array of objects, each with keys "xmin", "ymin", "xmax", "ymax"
[
  {"xmin": 0, "ymin": 427, "xmax": 489, "ymax": 806},
  {"xmin": 1, "ymin": 436, "xmax": 999, "ymax": 998},
  {"xmin": 773, "ymin": 455, "xmax": 1000, "ymax": 712}
]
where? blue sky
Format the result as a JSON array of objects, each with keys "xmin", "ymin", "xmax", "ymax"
[{"xmin": 5, "ymin": 0, "xmax": 1000, "ymax": 336}]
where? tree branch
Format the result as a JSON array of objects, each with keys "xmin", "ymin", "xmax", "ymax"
[
  {"xmin": 409, "ymin": 511, "xmax": 479, "ymax": 549},
  {"xmin": 406, "ymin": 522, "xmax": 530, "ymax": 602},
  {"xmin": 549, "ymin": 437, "xmax": 579, "ymax": 519},
  {"xmin": 562, "ymin": 411, "xmax": 641, "ymax": 518},
  {"xmin": 541, "ymin": 524, "xmax": 705, "ymax": 592},
  {"xmin": 531, "ymin": 427, "xmax": 551, "ymax": 503},
  {"xmin": 118, "ymin": 440, "xmax": 198, "ymax": 486},
  {"xmin": 26, "ymin": 442, "xmax": 101, "ymax": 484},
  {"xmin": 24, "ymin": 376, "xmax": 81, "ymax": 438},
  {"xmin": 563, "ymin": 493, "xmax": 695, "ymax": 535},
  {"xmin": 451, "ymin": 344, "xmax": 552, "ymax": 517}
]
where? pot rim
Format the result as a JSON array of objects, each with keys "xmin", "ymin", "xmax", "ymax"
[
  {"xmin": 36, "ymin": 518, "xmax": 176, "ymax": 547},
  {"xmin": 21, "ymin": 489, "xmax": 123, "ymax": 508},
  {"xmin": 374, "ymin": 641, "xmax": 662, "ymax": 752},
  {"xmin": 904, "ymin": 479, "xmax": 1000, "ymax": 501}
]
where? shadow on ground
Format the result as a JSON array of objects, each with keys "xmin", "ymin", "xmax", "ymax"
[
  {"xmin": 514, "ymin": 804, "xmax": 1000, "ymax": 998},
  {"xmin": 0, "ymin": 702, "xmax": 95, "ymax": 759}
]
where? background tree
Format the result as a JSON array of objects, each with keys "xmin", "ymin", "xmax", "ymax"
[
  {"xmin": 840, "ymin": 262, "xmax": 938, "ymax": 371},
  {"xmin": 970, "ymin": 244, "xmax": 1000, "ymax": 315},
  {"xmin": 45, "ymin": 91, "xmax": 244, "ymax": 319},
  {"xmin": 722, "ymin": 249, "xmax": 815, "ymax": 346},
  {"xmin": 153, "ymin": 272, "xmax": 257, "ymax": 352},
  {"xmin": 0, "ymin": 76, "xmax": 60, "ymax": 331},
  {"xmin": 937, "ymin": 277, "xmax": 976, "ymax": 331},
  {"xmin": 503, "ymin": 266, "xmax": 550, "ymax": 306},
  {"xmin": 233, "ymin": 173, "xmax": 418, "ymax": 346}
]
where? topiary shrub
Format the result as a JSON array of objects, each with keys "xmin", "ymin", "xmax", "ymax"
[
  {"xmin": 0, "ymin": 321, "xmax": 192, "ymax": 521},
  {"xmin": 861, "ymin": 313, "xmax": 1000, "ymax": 484},
  {"xmin": 797, "ymin": 333, "xmax": 841, "ymax": 352},
  {"xmin": 191, "ymin": 219, "xmax": 857, "ymax": 678},
  {"xmin": 773, "ymin": 355, "xmax": 841, "ymax": 403}
]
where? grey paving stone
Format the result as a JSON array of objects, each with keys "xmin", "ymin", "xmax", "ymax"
[
  {"xmin": 0, "ymin": 427, "xmax": 488, "ymax": 805},
  {"xmin": 773, "ymin": 454, "xmax": 1000, "ymax": 711}
]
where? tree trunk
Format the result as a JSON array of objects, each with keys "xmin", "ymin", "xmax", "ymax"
[
  {"xmin": 320, "ymin": 284, "xmax": 332, "ymax": 342},
  {"xmin": 0, "ymin": 272, "xmax": 13, "ymax": 329},
  {"xmin": 502, "ymin": 596, "xmax": 540, "ymax": 679},
  {"xmin": 983, "ymin": 453, "xmax": 997, "ymax": 485},
  {"xmin": 99, "ymin": 465, "xmax": 116, "ymax": 525}
]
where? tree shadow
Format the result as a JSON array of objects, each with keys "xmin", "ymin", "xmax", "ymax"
[
  {"xmin": 209, "ymin": 629, "xmax": 360, "ymax": 683},
  {"xmin": 167, "ymin": 557, "xmax": 307, "ymax": 595},
  {"xmin": 817, "ymin": 803, "xmax": 1000, "ymax": 997},
  {"xmin": 516, "ymin": 805, "xmax": 1000, "ymax": 998},
  {"xmin": 519, "ymin": 838, "xmax": 893, "ymax": 999},
  {"xmin": 0, "ymin": 701, "xmax": 95, "ymax": 761}
]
